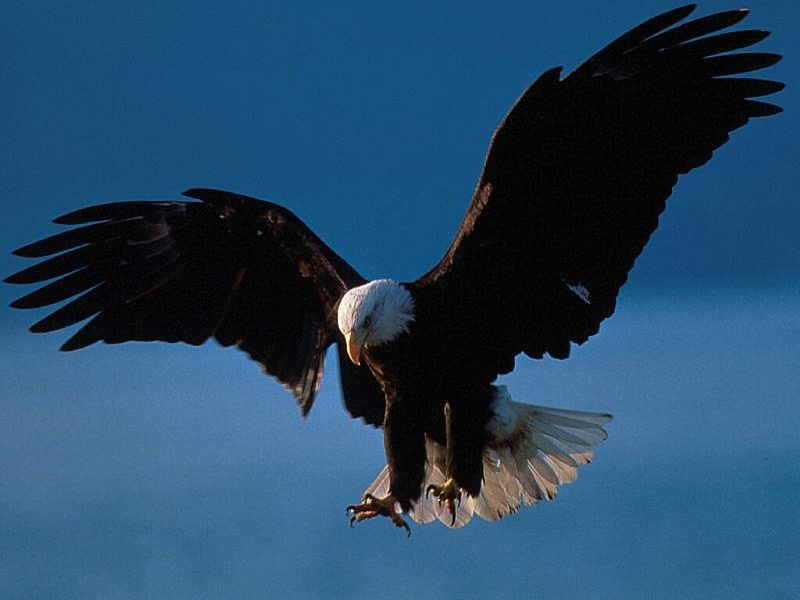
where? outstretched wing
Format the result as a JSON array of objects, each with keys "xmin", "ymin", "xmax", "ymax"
[
  {"xmin": 413, "ymin": 5, "xmax": 783, "ymax": 374},
  {"xmin": 6, "ymin": 188, "xmax": 384, "ymax": 421}
]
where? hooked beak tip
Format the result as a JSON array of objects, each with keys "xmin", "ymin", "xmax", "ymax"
[{"xmin": 345, "ymin": 332, "xmax": 363, "ymax": 366}]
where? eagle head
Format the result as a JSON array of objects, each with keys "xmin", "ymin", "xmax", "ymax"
[{"xmin": 337, "ymin": 279, "xmax": 415, "ymax": 365}]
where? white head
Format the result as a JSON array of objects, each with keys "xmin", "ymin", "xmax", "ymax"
[{"xmin": 337, "ymin": 279, "xmax": 415, "ymax": 365}]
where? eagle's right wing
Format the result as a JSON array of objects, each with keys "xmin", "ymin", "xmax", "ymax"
[{"xmin": 6, "ymin": 188, "xmax": 385, "ymax": 423}]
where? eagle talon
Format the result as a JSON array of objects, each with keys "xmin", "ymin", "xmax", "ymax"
[
  {"xmin": 425, "ymin": 478, "xmax": 462, "ymax": 525},
  {"xmin": 346, "ymin": 493, "xmax": 411, "ymax": 537}
]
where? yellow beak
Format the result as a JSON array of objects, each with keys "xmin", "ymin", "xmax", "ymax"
[{"xmin": 345, "ymin": 331, "xmax": 365, "ymax": 366}]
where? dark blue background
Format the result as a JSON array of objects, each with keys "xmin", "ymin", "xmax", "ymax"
[{"xmin": 2, "ymin": 2, "xmax": 797, "ymax": 598}]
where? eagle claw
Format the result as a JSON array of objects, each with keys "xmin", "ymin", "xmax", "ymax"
[
  {"xmin": 425, "ymin": 478, "xmax": 462, "ymax": 526},
  {"xmin": 346, "ymin": 493, "xmax": 411, "ymax": 537}
]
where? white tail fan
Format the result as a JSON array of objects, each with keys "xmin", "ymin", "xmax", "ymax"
[{"xmin": 362, "ymin": 401, "xmax": 612, "ymax": 528}]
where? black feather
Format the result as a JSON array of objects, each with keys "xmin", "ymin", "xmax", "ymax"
[
  {"xmin": 53, "ymin": 201, "xmax": 178, "ymax": 225},
  {"xmin": 4, "ymin": 241, "xmax": 119, "ymax": 284},
  {"xmin": 704, "ymin": 52, "xmax": 782, "ymax": 76},
  {"xmin": 12, "ymin": 218, "xmax": 142, "ymax": 258}
]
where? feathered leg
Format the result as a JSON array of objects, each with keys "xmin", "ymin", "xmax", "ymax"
[
  {"xmin": 347, "ymin": 400, "xmax": 426, "ymax": 535},
  {"xmin": 426, "ymin": 396, "xmax": 490, "ymax": 525}
]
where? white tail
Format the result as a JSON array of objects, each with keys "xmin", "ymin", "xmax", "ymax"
[{"xmin": 363, "ymin": 401, "xmax": 612, "ymax": 528}]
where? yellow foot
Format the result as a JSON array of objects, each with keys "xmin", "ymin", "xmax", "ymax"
[
  {"xmin": 425, "ymin": 478, "xmax": 462, "ymax": 526},
  {"xmin": 346, "ymin": 493, "xmax": 411, "ymax": 537}
]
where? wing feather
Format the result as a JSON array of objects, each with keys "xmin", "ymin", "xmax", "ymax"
[
  {"xmin": 413, "ymin": 6, "xmax": 783, "ymax": 370},
  {"xmin": 7, "ymin": 189, "xmax": 384, "ymax": 421}
]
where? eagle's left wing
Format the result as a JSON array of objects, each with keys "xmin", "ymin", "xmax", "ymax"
[
  {"xmin": 412, "ymin": 6, "xmax": 783, "ymax": 375},
  {"xmin": 6, "ymin": 188, "xmax": 385, "ymax": 422}
]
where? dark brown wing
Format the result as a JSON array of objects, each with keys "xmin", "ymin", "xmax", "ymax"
[
  {"xmin": 413, "ymin": 6, "xmax": 783, "ymax": 374},
  {"xmin": 6, "ymin": 188, "xmax": 385, "ymax": 422}
]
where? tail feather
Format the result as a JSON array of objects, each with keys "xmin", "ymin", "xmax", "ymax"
[
  {"xmin": 527, "ymin": 452, "xmax": 562, "ymax": 498},
  {"xmin": 362, "ymin": 401, "xmax": 611, "ymax": 528},
  {"xmin": 512, "ymin": 447, "xmax": 543, "ymax": 504},
  {"xmin": 473, "ymin": 458, "xmax": 508, "ymax": 521},
  {"xmin": 364, "ymin": 465, "xmax": 391, "ymax": 499}
]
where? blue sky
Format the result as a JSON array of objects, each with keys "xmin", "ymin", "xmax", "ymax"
[{"xmin": 2, "ymin": 1, "xmax": 798, "ymax": 598}]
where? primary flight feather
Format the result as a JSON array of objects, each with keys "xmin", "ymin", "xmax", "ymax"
[{"xmin": 6, "ymin": 5, "xmax": 783, "ymax": 532}]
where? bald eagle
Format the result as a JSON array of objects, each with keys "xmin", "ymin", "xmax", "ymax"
[{"xmin": 6, "ymin": 5, "xmax": 783, "ymax": 533}]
